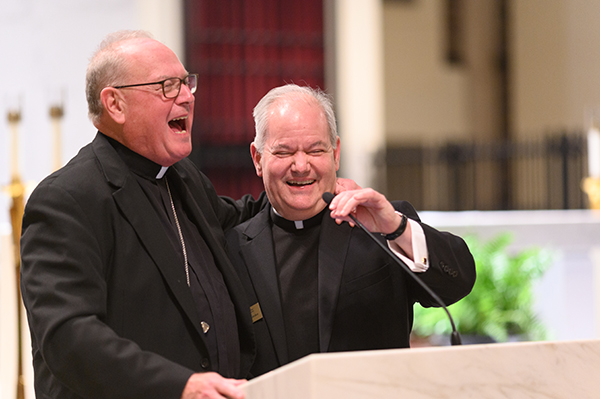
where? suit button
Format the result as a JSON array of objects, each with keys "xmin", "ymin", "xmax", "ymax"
[{"xmin": 201, "ymin": 358, "xmax": 210, "ymax": 369}]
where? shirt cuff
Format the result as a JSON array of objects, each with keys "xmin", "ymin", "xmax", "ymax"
[{"xmin": 387, "ymin": 216, "xmax": 429, "ymax": 273}]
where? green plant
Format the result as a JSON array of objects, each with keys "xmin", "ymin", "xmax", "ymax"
[{"xmin": 412, "ymin": 232, "xmax": 553, "ymax": 343}]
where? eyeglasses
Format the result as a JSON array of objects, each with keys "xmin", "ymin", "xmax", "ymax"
[{"xmin": 113, "ymin": 74, "xmax": 198, "ymax": 99}]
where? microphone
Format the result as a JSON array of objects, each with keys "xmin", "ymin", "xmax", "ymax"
[{"xmin": 322, "ymin": 192, "xmax": 462, "ymax": 346}]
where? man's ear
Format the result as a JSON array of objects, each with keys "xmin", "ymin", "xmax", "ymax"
[
  {"xmin": 250, "ymin": 143, "xmax": 263, "ymax": 177},
  {"xmin": 100, "ymin": 87, "xmax": 126, "ymax": 124},
  {"xmin": 333, "ymin": 136, "xmax": 341, "ymax": 171}
]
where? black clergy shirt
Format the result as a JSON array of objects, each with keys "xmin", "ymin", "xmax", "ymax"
[
  {"xmin": 270, "ymin": 207, "xmax": 327, "ymax": 362},
  {"xmin": 107, "ymin": 135, "xmax": 240, "ymax": 377}
]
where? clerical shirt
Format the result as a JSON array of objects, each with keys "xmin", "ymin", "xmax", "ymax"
[
  {"xmin": 107, "ymin": 135, "xmax": 240, "ymax": 377},
  {"xmin": 270, "ymin": 208, "xmax": 327, "ymax": 362}
]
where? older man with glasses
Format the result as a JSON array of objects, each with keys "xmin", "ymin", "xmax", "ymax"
[{"xmin": 20, "ymin": 30, "xmax": 266, "ymax": 399}]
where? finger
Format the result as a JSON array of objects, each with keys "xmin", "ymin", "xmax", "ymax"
[
  {"xmin": 217, "ymin": 380, "xmax": 245, "ymax": 399},
  {"xmin": 334, "ymin": 198, "xmax": 361, "ymax": 218}
]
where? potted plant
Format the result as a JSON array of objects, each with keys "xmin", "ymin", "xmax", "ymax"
[{"xmin": 411, "ymin": 232, "xmax": 554, "ymax": 345}]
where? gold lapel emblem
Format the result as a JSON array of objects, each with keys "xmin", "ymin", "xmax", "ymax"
[
  {"xmin": 250, "ymin": 302, "xmax": 263, "ymax": 323},
  {"xmin": 201, "ymin": 321, "xmax": 210, "ymax": 334}
]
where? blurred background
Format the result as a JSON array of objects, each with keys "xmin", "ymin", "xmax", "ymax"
[{"xmin": 2, "ymin": 0, "xmax": 600, "ymax": 397}]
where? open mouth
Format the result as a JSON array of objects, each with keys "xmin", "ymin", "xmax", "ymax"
[
  {"xmin": 169, "ymin": 116, "xmax": 187, "ymax": 133},
  {"xmin": 287, "ymin": 180, "xmax": 316, "ymax": 187}
]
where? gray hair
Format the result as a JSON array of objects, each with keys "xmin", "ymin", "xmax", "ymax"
[
  {"xmin": 85, "ymin": 30, "xmax": 154, "ymax": 125},
  {"xmin": 252, "ymin": 84, "xmax": 338, "ymax": 154}
]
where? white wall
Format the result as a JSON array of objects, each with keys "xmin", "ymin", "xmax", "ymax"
[
  {"xmin": 0, "ymin": 0, "xmax": 184, "ymax": 227},
  {"xmin": 0, "ymin": 1, "xmax": 183, "ymax": 397}
]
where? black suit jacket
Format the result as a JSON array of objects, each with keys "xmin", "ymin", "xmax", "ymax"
[
  {"xmin": 20, "ymin": 132, "xmax": 265, "ymax": 399},
  {"xmin": 225, "ymin": 201, "xmax": 475, "ymax": 377}
]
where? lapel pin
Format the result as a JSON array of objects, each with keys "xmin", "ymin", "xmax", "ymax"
[
  {"xmin": 201, "ymin": 321, "xmax": 210, "ymax": 334},
  {"xmin": 250, "ymin": 302, "xmax": 263, "ymax": 323}
]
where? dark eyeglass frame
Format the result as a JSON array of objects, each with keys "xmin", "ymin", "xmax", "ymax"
[{"xmin": 113, "ymin": 73, "xmax": 198, "ymax": 98}]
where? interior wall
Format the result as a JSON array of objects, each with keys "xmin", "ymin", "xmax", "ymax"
[
  {"xmin": 510, "ymin": 0, "xmax": 569, "ymax": 136},
  {"xmin": 511, "ymin": 0, "xmax": 600, "ymax": 136},
  {"xmin": 0, "ymin": 0, "xmax": 184, "ymax": 228},
  {"xmin": 0, "ymin": 2, "xmax": 183, "ymax": 398},
  {"xmin": 383, "ymin": 0, "xmax": 469, "ymax": 146},
  {"xmin": 463, "ymin": 0, "xmax": 504, "ymax": 142},
  {"xmin": 383, "ymin": 0, "xmax": 600, "ymax": 141}
]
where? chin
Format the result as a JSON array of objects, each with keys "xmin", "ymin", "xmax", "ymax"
[
  {"xmin": 164, "ymin": 149, "xmax": 192, "ymax": 165},
  {"xmin": 289, "ymin": 203, "xmax": 322, "ymax": 217}
]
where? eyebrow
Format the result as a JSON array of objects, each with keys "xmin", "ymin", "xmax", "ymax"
[
  {"xmin": 154, "ymin": 72, "xmax": 190, "ymax": 81},
  {"xmin": 271, "ymin": 140, "xmax": 329, "ymax": 151}
]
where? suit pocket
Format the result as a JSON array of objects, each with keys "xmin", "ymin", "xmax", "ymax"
[{"xmin": 344, "ymin": 263, "xmax": 391, "ymax": 295}]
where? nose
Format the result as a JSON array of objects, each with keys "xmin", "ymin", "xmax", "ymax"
[
  {"xmin": 175, "ymin": 83, "xmax": 195, "ymax": 104},
  {"xmin": 291, "ymin": 152, "xmax": 310, "ymax": 174}
]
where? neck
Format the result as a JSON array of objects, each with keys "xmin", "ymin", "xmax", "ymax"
[{"xmin": 273, "ymin": 203, "xmax": 328, "ymax": 222}]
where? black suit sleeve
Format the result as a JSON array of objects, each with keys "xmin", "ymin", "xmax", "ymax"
[{"xmin": 393, "ymin": 201, "xmax": 476, "ymax": 307}]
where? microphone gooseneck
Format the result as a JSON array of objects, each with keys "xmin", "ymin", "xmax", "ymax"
[
  {"xmin": 322, "ymin": 191, "xmax": 335, "ymax": 204},
  {"xmin": 322, "ymin": 192, "xmax": 462, "ymax": 346}
]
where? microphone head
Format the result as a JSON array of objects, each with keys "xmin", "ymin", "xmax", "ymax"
[{"xmin": 322, "ymin": 192, "xmax": 335, "ymax": 205}]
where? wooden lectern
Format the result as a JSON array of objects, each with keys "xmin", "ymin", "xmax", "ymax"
[{"xmin": 242, "ymin": 339, "xmax": 600, "ymax": 398}]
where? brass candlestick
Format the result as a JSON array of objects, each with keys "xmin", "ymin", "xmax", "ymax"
[
  {"xmin": 582, "ymin": 177, "xmax": 600, "ymax": 210},
  {"xmin": 7, "ymin": 110, "xmax": 21, "ymax": 122},
  {"xmin": 50, "ymin": 104, "xmax": 64, "ymax": 171},
  {"xmin": 8, "ymin": 110, "xmax": 21, "ymax": 180},
  {"xmin": 8, "ymin": 177, "xmax": 25, "ymax": 399},
  {"xmin": 6, "ymin": 108, "xmax": 25, "ymax": 399}
]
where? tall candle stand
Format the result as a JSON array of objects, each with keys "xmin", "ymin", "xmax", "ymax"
[
  {"xmin": 7, "ymin": 108, "xmax": 25, "ymax": 399},
  {"xmin": 49, "ymin": 103, "xmax": 64, "ymax": 171}
]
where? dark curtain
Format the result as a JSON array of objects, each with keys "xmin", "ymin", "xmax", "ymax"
[{"xmin": 185, "ymin": 0, "xmax": 325, "ymax": 199}]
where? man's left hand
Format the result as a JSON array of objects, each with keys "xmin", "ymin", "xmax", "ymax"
[{"xmin": 327, "ymin": 188, "xmax": 400, "ymax": 234}]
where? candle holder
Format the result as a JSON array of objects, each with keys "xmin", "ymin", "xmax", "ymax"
[
  {"xmin": 8, "ymin": 109, "xmax": 22, "ymax": 124},
  {"xmin": 49, "ymin": 104, "xmax": 64, "ymax": 119},
  {"xmin": 5, "ymin": 100, "xmax": 25, "ymax": 399},
  {"xmin": 6, "ymin": 173, "xmax": 26, "ymax": 399},
  {"xmin": 582, "ymin": 177, "xmax": 600, "ymax": 210},
  {"xmin": 49, "ymin": 103, "xmax": 64, "ymax": 171},
  {"xmin": 7, "ymin": 107, "xmax": 22, "ymax": 181}
]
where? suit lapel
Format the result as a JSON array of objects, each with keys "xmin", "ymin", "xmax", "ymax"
[
  {"xmin": 239, "ymin": 208, "xmax": 290, "ymax": 365},
  {"xmin": 92, "ymin": 135, "xmax": 206, "ymax": 341},
  {"xmin": 240, "ymin": 208, "xmax": 352, "ymax": 357},
  {"xmin": 166, "ymin": 167, "xmax": 257, "ymax": 376},
  {"xmin": 318, "ymin": 214, "xmax": 352, "ymax": 352}
]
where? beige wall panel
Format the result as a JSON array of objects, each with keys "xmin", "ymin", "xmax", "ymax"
[{"xmin": 384, "ymin": 0, "xmax": 469, "ymax": 145}]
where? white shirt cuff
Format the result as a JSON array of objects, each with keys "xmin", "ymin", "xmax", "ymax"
[{"xmin": 387, "ymin": 216, "xmax": 429, "ymax": 273}]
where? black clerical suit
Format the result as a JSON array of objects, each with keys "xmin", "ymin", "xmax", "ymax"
[
  {"xmin": 20, "ymin": 132, "xmax": 266, "ymax": 399},
  {"xmin": 225, "ymin": 201, "xmax": 476, "ymax": 377}
]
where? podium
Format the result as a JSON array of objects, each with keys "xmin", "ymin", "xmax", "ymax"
[{"xmin": 242, "ymin": 339, "xmax": 600, "ymax": 398}]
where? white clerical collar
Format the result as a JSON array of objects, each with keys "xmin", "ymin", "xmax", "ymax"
[
  {"xmin": 272, "ymin": 207, "xmax": 305, "ymax": 229},
  {"xmin": 156, "ymin": 166, "xmax": 169, "ymax": 179}
]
